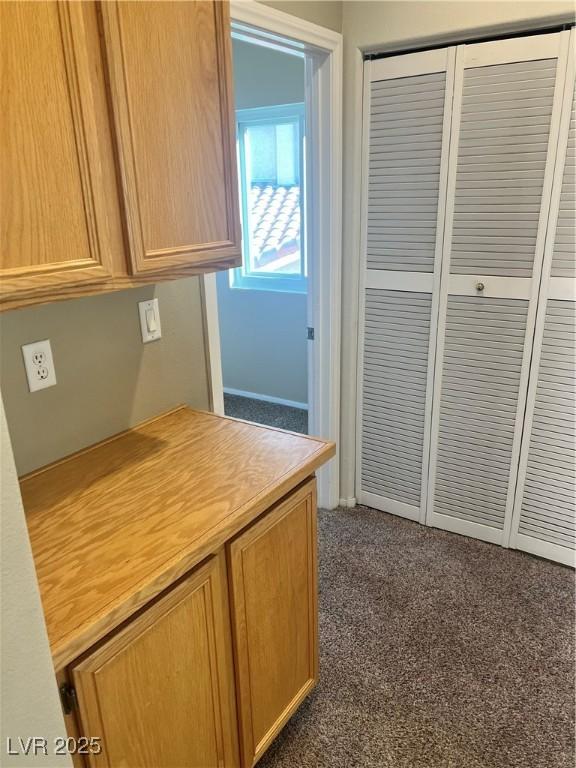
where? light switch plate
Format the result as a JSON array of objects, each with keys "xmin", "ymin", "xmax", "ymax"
[
  {"xmin": 22, "ymin": 339, "xmax": 57, "ymax": 392},
  {"xmin": 138, "ymin": 298, "xmax": 162, "ymax": 343}
]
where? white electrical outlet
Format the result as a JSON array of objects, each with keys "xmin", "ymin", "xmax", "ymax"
[
  {"xmin": 22, "ymin": 339, "xmax": 57, "ymax": 392},
  {"xmin": 138, "ymin": 298, "xmax": 162, "ymax": 343}
]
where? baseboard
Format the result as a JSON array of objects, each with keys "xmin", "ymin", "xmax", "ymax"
[
  {"xmin": 339, "ymin": 497, "xmax": 357, "ymax": 508},
  {"xmin": 223, "ymin": 387, "xmax": 308, "ymax": 411}
]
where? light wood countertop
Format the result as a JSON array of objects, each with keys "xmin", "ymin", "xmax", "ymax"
[{"xmin": 20, "ymin": 407, "xmax": 335, "ymax": 671}]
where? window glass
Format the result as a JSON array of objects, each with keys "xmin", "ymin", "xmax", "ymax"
[{"xmin": 233, "ymin": 104, "xmax": 306, "ymax": 293}]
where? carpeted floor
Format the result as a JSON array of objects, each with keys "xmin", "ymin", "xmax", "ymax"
[
  {"xmin": 259, "ymin": 506, "xmax": 575, "ymax": 768},
  {"xmin": 224, "ymin": 393, "xmax": 308, "ymax": 434}
]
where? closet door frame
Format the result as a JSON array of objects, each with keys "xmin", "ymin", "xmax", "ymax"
[
  {"xmin": 426, "ymin": 31, "xmax": 571, "ymax": 546},
  {"xmin": 509, "ymin": 32, "xmax": 576, "ymax": 566},
  {"xmin": 356, "ymin": 48, "xmax": 455, "ymax": 523}
]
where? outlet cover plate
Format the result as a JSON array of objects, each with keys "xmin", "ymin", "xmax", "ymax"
[{"xmin": 22, "ymin": 339, "xmax": 57, "ymax": 392}]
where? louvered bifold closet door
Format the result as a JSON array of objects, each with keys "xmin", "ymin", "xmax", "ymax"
[
  {"xmin": 357, "ymin": 49, "xmax": 454, "ymax": 522},
  {"xmin": 427, "ymin": 32, "xmax": 571, "ymax": 545},
  {"xmin": 510, "ymin": 34, "xmax": 576, "ymax": 567}
]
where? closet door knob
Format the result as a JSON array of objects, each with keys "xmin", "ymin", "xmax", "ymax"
[{"xmin": 476, "ymin": 282, "xmax": 485, "ymax": 292}]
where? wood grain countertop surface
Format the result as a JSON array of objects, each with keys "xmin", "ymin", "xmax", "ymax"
[{"xmin": 20, "ymin": 406, "xmax": 335, "ymax": 671}]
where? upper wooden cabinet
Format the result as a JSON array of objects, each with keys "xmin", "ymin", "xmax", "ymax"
[
  {"xmin": 1, "ymin": 0, "xmax": 241, "ymax": 310},
  {"xmin": 99, "ymin": 0, "xmax": 241, "ymax": 275},
  {"xmin": 0, "ymin": 2, "xmax": 113, "ymax": 300}
]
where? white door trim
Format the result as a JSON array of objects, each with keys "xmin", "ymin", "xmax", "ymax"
[
  {"xmin": 201, "ymin": 274, "xmax": 225, "ymax": 417},
  {"xmin": 231, "ymin": 0, "xmax": 342, "ymax": 51},
  {"xmin": 202, "ymin": 0, "xmax": 343, "ymax": 509}
]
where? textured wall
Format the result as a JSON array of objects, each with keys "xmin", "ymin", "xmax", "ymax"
[
  {"xmin": 0, "ymin": 395, "xmax": 71, "ymax": 766},
  {"xmin": 258, "ymin": 0, "xmax": 343, "ymax": 32},
  {"xmin": 0, "ymin": 278, "xmax": 210, "ymax": 475},
  {"xmin": 217, "ymin": 271, "xmax": 308, "ymax": 404},
  {"xmin": 233, "ymin": 38, "xmax": 305, "ymax": 109}
]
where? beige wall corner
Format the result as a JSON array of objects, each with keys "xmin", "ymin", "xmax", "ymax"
[
  {"xmin": 0, "ymin": 278, "xmax": 210, "ymax": 476},
  {"xmin": 0, "ymin": 394, "xmax": 71, "ymax": 767},
  {"xmin": 342, "ymin": 1, "xmax": 574, "ymax": 52},
  {"xmin": 257, "ymin": 0, "xmax": 343, "ymax": 32}
]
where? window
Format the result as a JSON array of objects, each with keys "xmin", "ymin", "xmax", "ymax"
[{"xmin": 232, "ymin": 104, "xmax": 306, "ymax": 293}]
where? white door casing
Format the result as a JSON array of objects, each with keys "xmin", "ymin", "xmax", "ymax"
[{"xmin": 203, "ymin": 1, "xmax": 343, "ymax": 509}]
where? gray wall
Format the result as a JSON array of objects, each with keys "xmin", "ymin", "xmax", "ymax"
[
  {"xmin": 338, "ymin": 0, "xmax": 576, "ymax": 501},
  {"xmin": 217, "ymin": 277, "xmax": 308, "ymax": 403},
  {"xmin": 259, "ymin": 0, "xmax": 343, "ymax": 32},
  {"xmin": 0, "ymin": 278, "xmax": 210, "ymax": 476},
  {"xmin": 233, "ymin": 39, "xmax": 306, "ymax": 110},
  {"xmin": 1, "ymin": 395, "xmax": 71, "ymax": 767},
  {"xmin": 217, "ymin": 39, "xmax": 307, "ymax": 405}
]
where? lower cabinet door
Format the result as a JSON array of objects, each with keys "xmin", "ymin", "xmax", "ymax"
[
  {"xmin": 227, "ymin": 479, "xmax": 319, "ymax": 767},
  {"xmin": 71, "ymin": 553, "xmax": 239, "ymax": 768}
]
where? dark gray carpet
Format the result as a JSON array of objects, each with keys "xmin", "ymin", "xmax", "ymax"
[
  {"xmin": 224, "ymin": 393, "xmax": 308, "ymax": 434},
  {"xmin": 260, "ymin": 506, "xmax": 575, "ymax": 768}
]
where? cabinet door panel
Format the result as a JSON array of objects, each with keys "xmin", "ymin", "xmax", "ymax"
[
  {"xmin": 100, "ymin": 0, "xmax": 241, "ymax": 275},
  {"xmin": 228, "ymin": 480, "xmax": 318, "ymax": 767},
  {"xmin": 72, "ymin": 554, "xmax": 239, "ymax": 768},
  {"xmin": 0, "ymin": 1, "xmax": 112, "ymax": 300}
]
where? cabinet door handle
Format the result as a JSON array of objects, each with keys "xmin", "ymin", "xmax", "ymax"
[{"xmin": 476, "ymin": 282, "xmax": 485, "ymax": 292}]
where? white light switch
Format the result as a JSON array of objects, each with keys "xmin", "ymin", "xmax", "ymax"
[
  {"xmin": 22, "ymin": 339, "xmax": 57, "ymax": 392},
  {"xmin": 138, "ymin": 298, "xmax": 162, "ymax": 343}
]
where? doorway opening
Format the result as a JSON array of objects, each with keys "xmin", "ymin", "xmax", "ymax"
[
  {"xmin": 202, "ymin": 2, "xmax": 342, "ymax": 508},
  {"xmin": 220, "ymin": 38, "xmax": 309, "ymax": 434}
]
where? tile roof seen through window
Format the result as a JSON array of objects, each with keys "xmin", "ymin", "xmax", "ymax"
[{"xmin": 249, "ymin": 183, "xmax": 301, "ymax": 272}]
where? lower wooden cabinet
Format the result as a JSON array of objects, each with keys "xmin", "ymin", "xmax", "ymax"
[
  {"xmin": 63, "ymin": 479, "xmax": 318, "ymax": 768},
  {"xmin": 227, "ymin": 480, "xmax": 318, "ymax": 767},
  {"xmin": 70, "ymin": 553, "xmax": 239, "ymax": 768}
]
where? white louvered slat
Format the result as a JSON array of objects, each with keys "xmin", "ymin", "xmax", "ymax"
[
  {"xmin": 510, "ymin": 37, "xmax": 576, "ymax": 567},
  {"xmin": 367, "ymin": 71, "xmax": 446, "ymax": 273},
  {"xmin": 432, "ymin": 297, "xmax": 528, "ymax": 531},
  {"xmin": 361, "ymin": 290, "xmax": 432, "ymax": 514},
  {"xmin": 358, "ymin": 50, "xmax": 452, "ymax": 522},
  {"xmin": 551, "ymin": 92, "xmax": 575, "ymax": 278},
  {"xmin": 360, "ymin": 33, "xmax": 573, "ymax": 563},
  {"xmin": 451, "ymin": 58, "xmax": 557, "ymax": 278},
  {"xmin": 518, "ymin": 300, "xmax": 576, "ymax": 549},
  {"xmin": 428, "ymin": 33, "xmax": 569, "ymax": 552}
]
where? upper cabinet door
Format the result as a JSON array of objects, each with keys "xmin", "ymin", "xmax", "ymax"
[
  {"xmin": 1, "ymin": 2, "xmax": 113, "ymax": 302},
  {"xmin": 99, "ymin": 0, "xmax": 241, "ymax": 276}
]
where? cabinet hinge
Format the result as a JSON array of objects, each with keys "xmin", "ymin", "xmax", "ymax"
[
  {"xmin": 307, "ymin": 327, "xmax": 315, "ymax": 340},
  {"xmin": 59, "ymin": 682, "xmax": 78, "ymax": 715}
]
